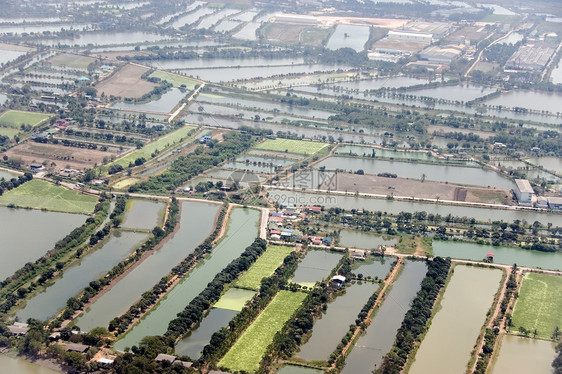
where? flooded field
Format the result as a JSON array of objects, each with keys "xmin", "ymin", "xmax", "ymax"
[
  {"xmin": 297, "ymin": 281, "xmax": 378, "ymax": 361},
  {"xmin": 341, "ymin": 260, "xmax": 427, "ymax": 373},
  {"xmin": 0, "ymin": 207, "xmax": 84, "ymax": 280},
  {"xmin": 290, "ymin": 250, "xmax": 343, "ymax": 288},
  {"xmin": 17, "ymin": 231, "xmax": 148, "ymax": 322},
  {"xmin": 409, "ymin": 266, "xmax": 502, "ymax": 374},
  {"xmin": 316, "ymin": 156, "xmax": 514, "ymax": 189},
  {"xmin": 432, "ymin": 241, "xmax": 562, "ymax": 271},
  {"xmin": 114, "ymin": 207, "xmax": 260, "ymax": 351},
  {"xmin": 75, "ymin": 201, "xmax": 219, "ymax": 332},
  {"xmin": 491, "ymin": 335, "xmax": 557, "ymax": 374},
  {"xmin": 121, "ymin": 199, "xmax": 165, "ymax": 230}
]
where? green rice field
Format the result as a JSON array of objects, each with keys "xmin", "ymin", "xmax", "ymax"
[
  {"xmin": 108, "ymin": 125, "xmax": 196, "ymax": 168},
  {"xmin": 0, "ymin": 110, "xmax": 52, "ymax": 128},
  {"xmin": 149, "ymin": 70, "xmax": 200, "ymax": 89},
  {"xmin": 218, "ymin": 290, "xmax": 306, "ymax": 373},
  {"xmin": 213, "ymin": 288, "xmax": 256, "ymax": 311},
  {"xmin": 253, "ymin": 138, "xmax": 328, "ymax": 155},
  {"xmin": 0, "ymin": 179, "xmax": 98, "ymax": 214},
  {"xmin": 511, "ymin": 273, "xmax": 562, "ymax": 339},
  {"xmin": 236, "ymin": 245, "xmax": 294, "ymax": 290}
]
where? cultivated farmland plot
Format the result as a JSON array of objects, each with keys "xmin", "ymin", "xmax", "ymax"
[
  {"xmin": 511, "ymin": 273, "xmax": 562, "ymax": 339},
  {"xmin": 0, "ymin": 110, "xmax": 52, "ymax": 128},
  {"xmin": 0, "ymin": 179, "xmax": 98, "ymax": 214},
  {"xmin": 253, "ymin": 138, "xmax": 328, "ymax": 155},
  {"xmin": 108, "ymin": 125, "xmax": 196, "ymax": 169},
  {"xmin": 218, "ymin": 290, "xmax": 307, "ymax": 373},
  {"xmin": 236, "ymin": 245, "xmax": 294, "ymax": 290}
]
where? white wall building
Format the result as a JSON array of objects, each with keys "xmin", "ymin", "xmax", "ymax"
[{"xmin": 514, "ymin": 179, "xmax": 534, "ymax": 205}]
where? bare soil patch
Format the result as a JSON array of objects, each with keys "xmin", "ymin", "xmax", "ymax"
[
  {"xmin": 4, "ymin": 142, "xmax": 120, "ymax": 170},
  {"xmin": 95, "ymin": 64, "xmax": 157, "ymax": 99},
  {"xmin": 326, "ymin": 172, "xmax": 513, "ymax": 205}
]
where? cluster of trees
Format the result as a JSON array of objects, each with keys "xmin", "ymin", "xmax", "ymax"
[
  {"xmin": 376, "ymin": 257, "xmax": 450, "ymax": 373},
  {"xmin": 0, "ymin": 172, "xmax": 32, "ymax": 195},
  {"xmin": 130, "ymin": 132, "xmax": 255, "ymax": 193},
  {"xmin": 164, "ymin": 238, "xmax": 267, "ymax": 343},
  {"xmin": 0, "ymin": 198, "xmax": 109, "ymax": 315},
  {"xmin": 108, "ymin": 204, "xmax": 227, "ymax": 335}
]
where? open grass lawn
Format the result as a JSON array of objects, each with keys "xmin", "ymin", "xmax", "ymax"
[
  {"xmin": 253, "ymin": 138, "xmax": 328, "ymax": 155},
  {"xmin": 511, "ymin": 273, "xmax": 562, "ymax": 339},
  {"xmin": 218, "ymin": 290, "xmax": 306, "ymax": 373},
  {"xmin": 149, "ymin": 70, "xmax": 200, "ymax": 89},
  {"xmin": 109, "ymin": 125, "xmax": 196, "ymax": 169},
  {"xmin": 236, "ymin": 245, "xmax": 294, "ymax": 290},
  {"xmin": 48, "ymin": 53, "xmax": 95, "ymax": 69},
  {"xmin": 0, "ymin": 127, "xmax": 20, "ymax": 138},
  {"xmin": 214, "ymin": 288, "xmax": 256, "ymax": 311},
  {"xmin": 0, "ymin": 179, "xmax": 98, "ymax": 214},
  {"xmin": 113, "ymin": 178, "xmax": 139, "ymax": 189},
  {"xmin": 0, "ymin": 110, "xmax": 52, "ymax": 128}
]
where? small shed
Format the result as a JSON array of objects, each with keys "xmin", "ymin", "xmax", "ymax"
[
  {"xmin": 486, "ymin": 252, "xmax": 495, "ymax": 262},
  {"xmin": 200, "ymin": 135, "xmax": 212, "ymax": 143},
  {"xmin": 350, "ymin": 249, "xmax": 366, "ymax": 260}
]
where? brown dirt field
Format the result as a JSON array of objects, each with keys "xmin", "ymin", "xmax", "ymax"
[
  {"xmin": 4, "ymin": 142, "xmax": 120, "ymax": 170},
  {"xmin": 95, "ymin": 64, "xmax": 157, "ymax": 99},
  {"xmin": 325, "ymin": 172, "xmax": 513, "ymax": 205}
]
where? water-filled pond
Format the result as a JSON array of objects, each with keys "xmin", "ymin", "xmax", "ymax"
[
  {"xmin": 341, "ymin": 260, "xmax": 427, "ymax": 373},
  {"xmin": 0, "ymin": 207, "xmax": 84, "ymax": 280},
  {"xmin": 121, "ymin": 199, "xmax": 165, "ymax": 230},
  {"xmin": 74, "ymin": 201, "xmax": 219, "ymax": 332},
  {"xmin": 266, "ymin": 189, "xmax": 562, "ymax": 226},
  {"xmin": 339, "ymin": 230, "xmax": 398, "ymax": 250},
  {"xmin": 291, "ymin": 250, "xmax": 343, "ymax": 288},
  {"xmin": 17, "ymin": 231, "xmax": 148, "ymax": 322},
  {"xmin": 326, "ymin": 24, "xmax": 370, "ymax": 52},
  {"xmin": 432, "ymin": 240, "xmax": 562, "ymax": 271},
  {"xmin": 490, "ymin": 335, "xmax": 557, "ymax": 374},
  {"xmin": 317, "ymin": 156, "xmax": 515, "ymax": 189},
  {"xmin": 297, "ymin": 281, "xmax": 378, "ymax": 361},
  {"xmin": 114, "ymin": 207, "xmax": 260, "ymax": 351},
  {"xmin": 111, "ymin": 89, "xmax": 186, "ymax": 114},
  {"xmin": 409, "ymin": 266, "xmax": 502, "ymax": 374}
]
